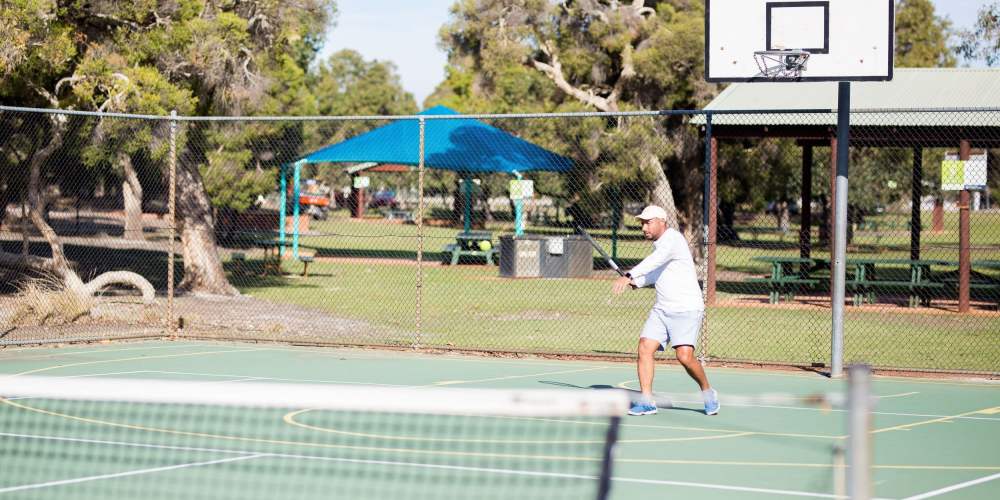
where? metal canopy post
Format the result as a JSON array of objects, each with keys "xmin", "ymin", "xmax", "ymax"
[
  {"xmin": 463, "ymin": 176, "xmax": 472, "ymax": 234},
  {"xmin": 292, "ymin": 159, "xmax": 303, "ymax": 258},
  {"xmin": 279, "ymin": 164, "xmax": 287, "ymax": 257},
  {"xmin": 513, "ymin": 171, "xmax": 524, "ymax": 237}
]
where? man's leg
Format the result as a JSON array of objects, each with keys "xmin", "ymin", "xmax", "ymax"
[
  {"xmin": 637, "ymin": 337, "xmax": 662, "ymax": 399},
  {"xmin": 628, "ymin": 337, "xmax": 662, "ymax": 416},
  {"xmin": 675, "ymin": 345, "xmax": 720, "ymax": 415},
  {"xmin": 674, "ymin": 345, "xmax": 709, "ymax": 391}
]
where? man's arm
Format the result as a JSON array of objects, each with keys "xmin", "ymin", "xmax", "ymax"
[{"xmin": 626, "ymin": 242, "xmax": 675, "ymax": 287}]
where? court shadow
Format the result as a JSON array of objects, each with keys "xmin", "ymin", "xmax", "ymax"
[{"xmin": 538, "ymin": 380, "xmax": 704, "ymax": 414}]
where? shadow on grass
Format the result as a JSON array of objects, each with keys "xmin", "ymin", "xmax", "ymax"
[
  {"xmin": 720, "ymin": 240, "xmax": 802, "ymax": 251},
  {"xmin": 313, "ymin": 248, "xmax": 443, "ymax": 261}
]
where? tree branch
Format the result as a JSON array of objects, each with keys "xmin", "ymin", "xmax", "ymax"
[
  {"xmin": 630, "ymin": 0, "xmax": 655, "ymax": 18},
  {"xmin": 531, "ymin": 48, "xmax": 612, "ymax": 112},
  {"xmin": 607, "ymin": 44, "xmax": 635, "ymax": 108}
]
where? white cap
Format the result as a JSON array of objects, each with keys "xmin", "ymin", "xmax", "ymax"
[{"xmin": 635, "ymin": 205, "xmax": 668, "ymax": 221}]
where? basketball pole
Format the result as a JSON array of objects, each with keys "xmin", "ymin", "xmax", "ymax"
[{"xmin": 831, "ymin": 82, "xmax": 850, "ymax": 379}]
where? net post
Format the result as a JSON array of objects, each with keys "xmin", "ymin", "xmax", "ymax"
[
  {"xmin": 847, "ymin": 364, "xmax": 873, "ymax": 500},
  {"xmin": 596, "ymin": 415, "xmax": 621, "ymax": 500},
  {"xmin": 167, "ymin": 109, "xmax": 177, "ymax": 338}
]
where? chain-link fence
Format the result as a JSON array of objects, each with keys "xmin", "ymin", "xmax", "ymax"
[{"xmin": 2, "ymin": 105, "xmax": 998, "ymax": 375}]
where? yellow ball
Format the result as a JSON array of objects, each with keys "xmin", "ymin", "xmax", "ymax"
[{"xmin": 478, "ymin": 240, "xmax": 492, "ymax": 251}]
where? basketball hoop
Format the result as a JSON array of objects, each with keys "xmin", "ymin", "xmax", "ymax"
[{"xmin": 753, "ymin": 49, "xmax": 810, "ymax": 79}]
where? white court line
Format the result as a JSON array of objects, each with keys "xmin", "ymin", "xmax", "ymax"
[
  {"xmin": 659, "ymin": 402, "xmax": 999, "ymax": 422},
  {"xmin": 0, "ymin": 454, "xmax": 265, "ymax": 494},
  {"xmin": 132, "ymin": 370, "xmax": 414, "ymax": 387},
  {"xmin": 619, "ymin": 383, "xmax": 1000, "ymax": 421},
  {"xmin": 0, "ymin": 343, "xmax": 209, "ymax": 361},
  {"xmin": 901, "ymin": 472, "xmax": 1000, "ymax": 499},
  {"xmin": 610, "ymin": 476, "xmax": 890, "ymax": 499},
  {"xmin": 0, "ymin": 432, "xmax": 860, "ymax": 499}
]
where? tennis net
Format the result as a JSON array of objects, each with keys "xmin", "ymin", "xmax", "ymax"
[{"xmin": 0, "ymin": 376, "xmax": 627, "ymax": 500}]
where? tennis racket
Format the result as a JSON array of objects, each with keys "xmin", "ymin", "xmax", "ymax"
[{"xmin": 575, "ymin": 226, "xmax": 626, "ymax": 277}]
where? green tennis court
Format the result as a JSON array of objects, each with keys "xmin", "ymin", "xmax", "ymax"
[{"xmin": 1, "ymin": 340, "xmax": 998, "ymax": 499}]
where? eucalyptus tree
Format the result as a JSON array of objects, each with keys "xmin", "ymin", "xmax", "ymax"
[{"xmin": 436, "ymin": 0, "xmax": 714, "ymax": 235}]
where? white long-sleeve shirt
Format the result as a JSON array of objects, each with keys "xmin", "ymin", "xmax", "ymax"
[{"xmin": 628, "ymin": 228, "xmax": 705, "ymax": 312}]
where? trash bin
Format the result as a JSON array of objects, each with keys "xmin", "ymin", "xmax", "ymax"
[
  {"xmin": 499, "ymin": 235, "xmax": 543, "ymax": 277},
  {"xmin": 539, "ymin": 235, "xmax": 592, "ymax": 278},
  {"xmin": 499, "ymin": 234, "xmax": 592, "ymax": 278}
]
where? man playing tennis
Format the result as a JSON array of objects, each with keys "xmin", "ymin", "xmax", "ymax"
[{"xmin": 612, "ymin": 205, "xmax": 719, "ymax": 416}]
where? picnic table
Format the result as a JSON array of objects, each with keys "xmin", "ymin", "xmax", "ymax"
[
  {"xmin": 254, "ymin": 239, "xmax": 282, "ymax": 275},
  {"xmin": 747, "ymin": 256, "xmax": 999, "ymax": 308},
  {"xmin": 441, "ymin": 230, "xmax": 499, "ymax": 266},
  {"xmin": 845, "ymin": 258, "xmax": 954, "ymax": 307},
  {"xmin": 747, "ymin": 256, "xmax": 827, "ymax": 303},
  {"xmin": 941, "ymin": 260, "xmax": 1000, "ymax": 309}
]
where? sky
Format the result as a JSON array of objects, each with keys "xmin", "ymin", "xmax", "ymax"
[{"xmin": 318, "ymin": 1, "xmax": 993, "ymax": 107}]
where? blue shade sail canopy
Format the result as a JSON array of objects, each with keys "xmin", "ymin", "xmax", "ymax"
[{"xmin": 300, "ymin": 105, "xmax": 574, "ymax": 173}]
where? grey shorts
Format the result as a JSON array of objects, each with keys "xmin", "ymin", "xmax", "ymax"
[{"xmin": 640, "ymin": 309, "xmax": 704, "ymax": 351}]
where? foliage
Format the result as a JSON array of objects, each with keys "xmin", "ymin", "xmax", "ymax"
[
  {"xmin": 895, "ymin": 0, "xmax": 956, "ymax": 67},
  {"xmin": 956, "ymin": 2, "xmax": 1000, "ymax": 66}
]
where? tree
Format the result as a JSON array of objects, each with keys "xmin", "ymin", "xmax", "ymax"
[
  {"xmin": 957, "ymin": 2, "xmax": 1000, "ymax": 66},
  {"xmin": 435, "ymin": 1, "xmax": 715, "ymax": 237},
  {"xmin": 895, "ymin": 0, "xmax": 956, "ymax": 67},
  {"xmin": 1, "ymin": 1, "xmax": 338, "ymax": 297}
]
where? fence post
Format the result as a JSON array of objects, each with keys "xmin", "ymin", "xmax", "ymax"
[
  {"xmin": 831, "ymin": 83, "xmax": 851, "ymax": 378},
  {"xmin": 416, "ymin": 117, "xmax": 425, "ymax": 347},
  {"xmin": 703, "ymin": 113, "xmax": 716, "ymax": 306},
  {"xmin": 167, "ymin": 110, "xmax": 177, "ymax": 337},
  {"xmin": 700, "ymin": 113, "xmax": 715, "ymax": 362}
]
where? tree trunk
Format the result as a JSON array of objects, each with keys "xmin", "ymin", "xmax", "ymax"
[
  {"xmin": 26, "ymin": 115, "xmax": 84, "ymax": 291},
  {"xmin": 818, "ymin": 194, "xmax": 830, "ymax": 245},
  {"xmin": 120, "ymin": 152, "xmax": 145, "ymax": 241},
  {"xmin": 452, "ymin": 179, "xmax": 465, "ymax": 226},
  {"xmin": 776, "ymin": 200, "xmax": 791, "ymax": 233},
  {"xmin": 643, "ymin": 153, "xmax": 679, "ymax": 229},
  {"xmin": 0, "ymin": 182, "xmax": 9, "ymax": 234},
  {"xmin": 719, "ymin": 201, "xmax": 737, "ymax": 242},
  {"xmin": 931, "ymin": 198, "xmax": 944, "ymax": 233},
  {"xmin": 176, "ymin": 154, "xmax": 238, "ymax": 295}
]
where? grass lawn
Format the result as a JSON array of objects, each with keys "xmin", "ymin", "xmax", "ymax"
[{"xmin": 236, "ymin": 255, "xmax": 1000, "ymax": 373}]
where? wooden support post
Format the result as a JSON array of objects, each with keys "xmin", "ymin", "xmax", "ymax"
[
  {"xmin": 958, "ymin": 140, "xmax": 971, "ymax": 313},
  {"xmin": 707, "ymin": 136, "xmax": 718, "ymax": 305},
  {"xmin": 911, "ymin": 148, "xmax": 922, "ymax": 261},
  {"xmin": 800, "ymin": 145, "xmax": 813, "ymax": 262}
]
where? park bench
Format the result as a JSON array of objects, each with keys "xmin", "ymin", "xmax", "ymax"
[{"xmin": 299, "ymin": 255, "xmax": 315, "ymax": 277}]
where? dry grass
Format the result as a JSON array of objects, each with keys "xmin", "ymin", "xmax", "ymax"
[{"xmin": 10, "ymin": 277, "xmax": 95, "ymax": 326}]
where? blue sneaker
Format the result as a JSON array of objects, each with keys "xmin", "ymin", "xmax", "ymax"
[
  {"xmin": 704, "ymin": 389, "xmax": 720, "ymax": 416},
  {"xmin": 628, "ymin": 401, "xmax": 658, "ymax": 416}
]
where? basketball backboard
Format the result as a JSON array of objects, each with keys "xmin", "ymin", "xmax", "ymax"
[{"xmin": 705, "ymin": 0, "xmax": 894, "ymax": 82}]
